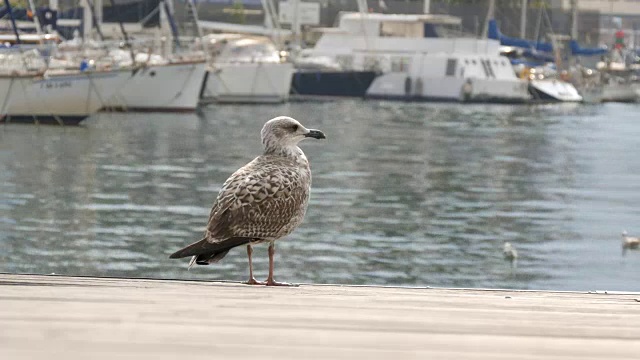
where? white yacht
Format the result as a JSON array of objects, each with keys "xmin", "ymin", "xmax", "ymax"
[
  {"xmin": 513, "ymin": 65, "xmax": 583, "ymax": 102},
  {"xmin": 200, "ymin": 34, "xmax": 294, "ymax": 104},
  {"xmin": 0, "ymin": 49, "xmax": 133, "ymax": 125},
  {"xmin": 105, "ymin": 60, "xmax": 207, "ymax": 112},
  {"xmin": 102, "ymin": 50, "xmax": 208, "ymax": 112},
  {"xmin": 51, "ymin": 39, "xmax": 208, "ymax": 113},
  {"xmin": 304, "ymin": 12, "xmax": 531, "ymax": 103}
]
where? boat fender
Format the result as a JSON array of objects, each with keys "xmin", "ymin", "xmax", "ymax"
[
  {"xmin": 404, "ymin": 77, "xmax": 412, "ymax": 96},
  {"xmin": 414, "ymin": 77, "xmax": 423, "ymax": 96},
  {"xmin": 461, "ymin": 79, "xmax": 473, "ymax": 102}
]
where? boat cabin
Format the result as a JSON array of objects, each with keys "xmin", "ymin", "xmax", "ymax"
[
  {"xmin": 337, "ymin": 12, "xmax": 463, "ymax": 39},
  {"xmin": 202, "ymin": 34, "xmax": 282, "ymax": 63}
]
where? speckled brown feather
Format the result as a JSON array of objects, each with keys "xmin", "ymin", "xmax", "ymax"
[{"xmin": 205, "ymin": 154, "xmax": 311, "ymax": 242}]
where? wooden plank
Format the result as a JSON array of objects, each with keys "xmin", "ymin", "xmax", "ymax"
[{"xmin": 1, "ymin": 274, "xmax": 639, "ymax": 359}]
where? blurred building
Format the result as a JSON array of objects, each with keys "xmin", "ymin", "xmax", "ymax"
[{"xmin": 39, "ymin": 0, "xmax": 638, "ymax": 48}]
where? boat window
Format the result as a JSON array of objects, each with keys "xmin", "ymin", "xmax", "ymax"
[
  {"xmin": 445, "ymin": 58, "xmax": 457, "ymax": 76},
  {"xmin": 465, "ymin": 59, "xmax": 469, "ymax": 64},
  {"xmin": 391, "ymin": 56, "xmax": 410, "ymax": 72},
  {"xmin": 480, "ymin": 59, "xmax": 489, "ymax": 77},
  {"xmin": 489, "ymin": 61, "xmax": 496, "ymax": 77},
  {"xmin": 482, "ymin": 60, "xmax": 496, "ymax": 78},
  {"xmin": 380, "ymin": 21, "xmax": 423, "ymax": 38},
  {"xmin": 472, "ymin": 59, "xmax": 477, "ymax": 65}
]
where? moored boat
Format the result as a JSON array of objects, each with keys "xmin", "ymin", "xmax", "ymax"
[
  {"xmin": 104, "ymin": 59, "xmax": 207, "ymax": 112},
  {"xmin": 1, "ymin": 68, "xmax": 133, "ymax": 125},
  {"xmin": 301, "ymin": 12, "xmax": 531, "ymax": 103},
  {"xmin": 200, "ymin": 34, "xmax": 293, "ymax": 104}
]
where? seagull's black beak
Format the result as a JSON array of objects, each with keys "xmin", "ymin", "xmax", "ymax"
[{"xmin": 305, "ymin": 129, "xmax": 326, "ymax": 139}]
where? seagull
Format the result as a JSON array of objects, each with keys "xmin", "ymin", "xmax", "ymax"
[
  {"xmin": 621, "ymin": 231, "xmax": 640, "ymax": 256},
  {"xmin": 503, "ymin": 242, "xmax": 518, "ymax": 269},
  {"xmin": 169, "ymin": 116, "xmax": 326, "ymax": 286}
]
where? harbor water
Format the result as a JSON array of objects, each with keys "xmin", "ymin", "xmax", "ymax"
[{"xmin": 1, "ymin": 100, "xmax": 639, "ymax": 291}]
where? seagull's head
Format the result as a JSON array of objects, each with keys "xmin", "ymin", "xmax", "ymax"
[{"xmin": 261, "ymin": 116, "xmax": 326, "ymax": 151}]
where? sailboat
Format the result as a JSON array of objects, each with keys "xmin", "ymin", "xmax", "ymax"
[
  {"xmin": 199, "ymin": 33, "xmax": 294, "ymax": 104},
  {"xmin": 197, "ymin": 0, "xmax": 294, "ymax": 103},
  {"xmin": 0, "ymin": 0, "xmax": 133, "ymax": 125},
  {"xmin": 100, "ymin": 0, "xmax": 207, "ymax": 111},
  {"xmin": 2, "ymin": 66, "xmax": 133, "ymax": 125}
]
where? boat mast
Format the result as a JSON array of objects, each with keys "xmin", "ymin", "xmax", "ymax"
[
  {"xmin": 161, "ymin": 0, "xmax": 181, "ymax": 50},
  {"xmin": 290, "ymin": 0, "xmax": 301, "ymax": 50},
  {"xmin": 108, "ymin": 0, "xmax": 133, "ymax": 46},
  {"xmin": 261, "ymin": 0, "xmax": 283, "ymax": 50},
  {"xmin": 84, "ymin": 0, "xmax": 105, "ymax": 41},
  {"xmin": 355, "ymin": 0, "xmax": 372, "ymax": 65},
  {"xmin": 520, "ymin": 0, "xmax": 527, "ymax": 38},
  {"xmin": 26, "ymin": 0, "xmax": 43, "ymax": 36},
  {"xmin": 423, "ymin": 0, "xmax": 430, "ymax": 14},
  {"xmin": 482, "ymin": 0, "xmax": 496, "ymax": 38},
  {"xmin": 186, "ymin": 0, "xmax": 202, "ymax": 38},
  {"xmin": 2, "ymin": 0, "xmax": 22, "ymax": 44},
  {"xmin": 570, "ymin": 0, "xmax": 578, "ymax": 40}
]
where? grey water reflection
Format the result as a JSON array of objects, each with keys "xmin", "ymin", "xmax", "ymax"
[{"xmin": 1, "ymin": 101, "xmax": 639, "ymax": 291}]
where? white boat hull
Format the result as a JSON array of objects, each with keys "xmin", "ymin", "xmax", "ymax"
[
  {"xmin": 600, "ymin": 83, "xmax": 638, "ymax": 103},
  {"xmin": 366, "ymin": 73, "xmax": 530, "ymax": 103},
  {"xmin": 105, "ymin": 61, "xmax": 207, "ymax": 111},
  {"xmin": 3, "ymin": 69, "xmax": 133, "ymax": 124},
  {"xmin": 529, "ymin": 79, "xmax": 583, "ymax": 102},
  {"xmin": 462, "ymin": 78, "xmax": 530, "ymax": 102},
  {"xmin": 201, "ymin": 62, "xmax": 294, "ymax": 103}
]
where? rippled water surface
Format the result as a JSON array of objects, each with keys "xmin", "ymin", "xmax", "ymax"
[{"xmin": 1, "ymin": 100, "xmax": 640, "ymax": 291}]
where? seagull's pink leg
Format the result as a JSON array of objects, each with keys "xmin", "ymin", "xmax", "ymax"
[
  {"xmin": 266, "ymin": 242, "xmax": 294, "ymax": 286},
  {"xmin": 244, "ymin": 245, "xmax": 265, "ymax": 285}
]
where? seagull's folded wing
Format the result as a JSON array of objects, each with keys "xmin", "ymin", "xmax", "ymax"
[{"xmin": 205, "ymin": 155, "xmax": 310, "ymax": 241}]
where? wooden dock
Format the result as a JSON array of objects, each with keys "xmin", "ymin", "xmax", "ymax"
[{"xmin": 1, "ymin": 274, "xmax": 639, "ymax": 359}]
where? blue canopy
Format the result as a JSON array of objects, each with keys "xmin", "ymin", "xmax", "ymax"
[
  {"xmin": 488, "ymin": 19, "xmax": 554, "ymax": 53},
  {"xmin": 569, "ymin": 40, "xmax": 607, "ymax": 56},
  {"xmin": 489, "ymin": 19, "xmax": 607, "ymax": 57}
]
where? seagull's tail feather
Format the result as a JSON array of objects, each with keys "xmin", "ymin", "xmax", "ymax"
[{"xmin": 169, "ymin": 237, "xmax": 253, "ymax": 267}]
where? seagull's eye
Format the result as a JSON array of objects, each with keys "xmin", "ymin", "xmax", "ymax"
[{"xmin": 291, "ymin": 124, "xmax": 299, "ymax": 132}]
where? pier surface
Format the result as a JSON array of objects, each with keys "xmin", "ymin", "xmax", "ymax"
[{"xmin": 1, "ymin": 274, "xmax": 639, "ymax": 359}]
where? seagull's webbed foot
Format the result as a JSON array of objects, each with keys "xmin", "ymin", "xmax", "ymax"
[
  {"xmin": 244, "ymin": 277, "xmax": 266, "ymax": 286},
  {"xmin": 265, "ymin": 278, "xmax": 297, "ymax": 287}
]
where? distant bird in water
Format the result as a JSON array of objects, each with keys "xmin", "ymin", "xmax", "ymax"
[
  {"xmin": 169, "ymin": 116, "xmax": 326, "ymax": 286},
  {"xmin": 621, "ymin": 231, "xmax": 640, "ymax": 256},
  {"xmin": 503, "ymin": 242, "xmax": 518, "ymax": 269}
]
